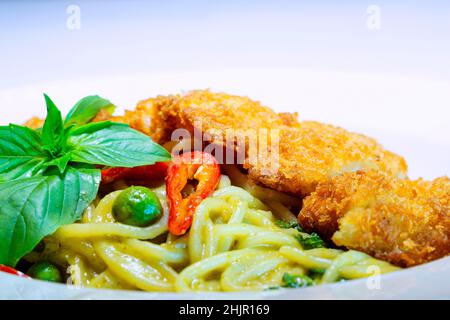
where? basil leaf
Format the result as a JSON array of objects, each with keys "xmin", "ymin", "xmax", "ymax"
[
  {"xmin": 68, "ymin": 120, "xmax": 115, "ymax": 134},
  {"xmin": 65, "ymin": 95, "xmax": 116, "ymax": 127},
  {"xmin": 0, "ymin": 167, "xmax": 100, "ymax": 266},
  {"xmin": 41, "ymin": 94, "xmax": 64, "ymax": 156},
  {"xmin": 67, "ymin": 122, "xmax": 171, "ymax": 167},
  {"xmin": 43, "ymin": 153, "xmax": 72, "ymax": 174},
  {"xmin": 0, "ymin": 125, "xmax": 47, "ymax": 182}
]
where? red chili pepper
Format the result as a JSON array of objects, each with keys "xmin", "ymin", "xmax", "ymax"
[
  {"xmin": 0, "ymin": 265, "xmax": 30, "ymax": 278},
  {"xmin": 101, "ymin": 162, "xmax": 170, "ymax": 184},
  {"xmin": 166, "ymin": 151, "xmax": 221, "ymax": 235}
]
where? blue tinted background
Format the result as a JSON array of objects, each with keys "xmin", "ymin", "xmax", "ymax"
[{"xmin": 0, "ymin": 0, "xmax": 449, "ymax": 87}]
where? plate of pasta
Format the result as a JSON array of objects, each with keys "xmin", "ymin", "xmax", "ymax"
[{"xmin": 0, "ymin": 70, "xmax": 449, "ymax": 300}]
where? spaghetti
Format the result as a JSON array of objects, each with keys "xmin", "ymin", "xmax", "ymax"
[{"xmin": 26, "ymin": 173, "xmax": 399, "ymax": 292}]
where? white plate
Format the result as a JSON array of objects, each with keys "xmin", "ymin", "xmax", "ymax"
[{"xmin": 0, "ymin": 69, "xmax": 449, "ymax": 299}]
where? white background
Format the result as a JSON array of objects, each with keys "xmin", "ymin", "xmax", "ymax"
[
  {"xmin": 1, "ymin": 1, "xmax": 449, "ymax": 86},
  {"xmin": 0, "ymin": 1, "xmax": 449, "ymax": 178}
]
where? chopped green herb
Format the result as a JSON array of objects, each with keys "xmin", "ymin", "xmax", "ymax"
[
  {"xmin": 308, "ymin": 268, "xmax": 326, "ymax": 279},
  {"xmin": 275, "ymin": 220, "xmax": 304, "ymax": 232},
  {"xmin": 275, "ymin": 220, "xmax": 297, "ymax": 229},
  {"xmin": 281, "ymin": 273, "xmax": 314, "ymax": 288},
  {"xmin": 295, "ymin": 232, "xmax": 325, "ymax": 250},
  {"xmin": 276, "ymin": 219, "xmax": 325, "ymax": 250}
]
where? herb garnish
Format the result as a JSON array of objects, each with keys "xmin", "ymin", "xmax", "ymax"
[
  {"xmin": 275, "ymin": 219, "xmax": 325, "ymax": 250},
  {"xmin": 295, "ymin": 232, "xmax": 325, "ymax": 250},
  {"xmin": 275, "ymin": 219, "xmax": 304, "ymax": 232},
  {"xmin": 308, "ymin": 268, "xmax": 326, "ymax": 279},
  {"xmin": 281, "ymin": 273, "xmax": 314, "ymax": 288},
  {"xmin": 0, "ymin": 94, "xmax": 171, "ymax": 266}
]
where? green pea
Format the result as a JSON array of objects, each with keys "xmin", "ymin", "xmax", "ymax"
[
  {"xmin": 113, "ymin": 186, "xmax": 163, "ymax": 227},
  {"xmin": 27, "ymin": 261, "xmax": 62, "ymax": 283}
]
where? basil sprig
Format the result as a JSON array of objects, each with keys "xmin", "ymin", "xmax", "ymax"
[
  {"xmin": 65, "ymin": 95, "xmax": 116, "ymax": 126},
  {"xmin": 0, "ymin": 94, "xmax": 171, "ymax": 266}
]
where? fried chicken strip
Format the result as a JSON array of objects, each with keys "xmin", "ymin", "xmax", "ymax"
[
  {"xmin": 133, "ymin": 90, "xmax": 407, "ymax": 196},
  {"xmin": 299, "ymin": 169, "xmax": 450, "ymax": 267}
]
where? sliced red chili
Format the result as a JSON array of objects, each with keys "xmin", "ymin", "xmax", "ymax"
[
  {"xmin": 101, "ymin": 162, "xmax": 169, "ymax": 184},
  {"xmin": 0, "ymin": 265, "xmax": 30, "ymax": 278},
  {"xmin": 166, "ymin": 151, "xmax": 221, "ymax": 235}
]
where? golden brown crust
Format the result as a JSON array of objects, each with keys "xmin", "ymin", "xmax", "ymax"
[
  {"xmin": 299, "ymin": 170, "xmax": 450, "ymax": 267},
  {"xmin": 140, "ymin": 90, "xmax": 407, "ymax": 196},
  {"xmin": 245, "ymin": 122, "xmax": 407, "ymax": 196},
  {"xmin": 110, "ymin": 94, "xmax": 179, "ymax": 142},
  {"xmin": 148, "ymin": 90, "xmax": 299, "ymax": 144}
]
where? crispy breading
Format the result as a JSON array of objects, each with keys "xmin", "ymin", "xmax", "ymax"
[
  {"xmin": 136, "ymin": 90, "xmax": 407, "ymax": 196},
  {"xmin": 299, "ymin": 169, "xmax": 450, "ymax": 267},
  {"xmin": 112, "ymin": 94, "xmax": 179, "ymax": 142},
  {"xmin": 145, "ymin": 90, "xmax": 301, "ymax": 144},
  {"xmin": 245, "ymin": 121, "xmax": 407, "ymax": 196}
]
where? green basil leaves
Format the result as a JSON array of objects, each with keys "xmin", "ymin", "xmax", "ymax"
[
  {"xmin": 0, "ymin": 168, "xmax": 100, "ymax": 266},
  {"xmin": 0, "ymin": 94, "xmax": 171, "ymax": 266}
]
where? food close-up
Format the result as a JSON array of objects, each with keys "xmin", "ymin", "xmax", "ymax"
[
  {"xmin": 0, "ymin": 0, "xmax": 449, "ymax": 306},
  {"xmin": 1, "ymin": 89, "xmax": 448, "ymax": 293}
]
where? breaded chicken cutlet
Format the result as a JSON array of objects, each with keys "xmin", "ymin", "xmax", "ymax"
[
  {"xmin": 299, "ymin": 169, "xmax": 450, "ymax": 267},
  {"xmin": 24, "ymin": 90, "xmax": 407, "ymax": 198},
  {"xmin": 114, "ymin": 90, "xmax": 407, "ymax": 197}
]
